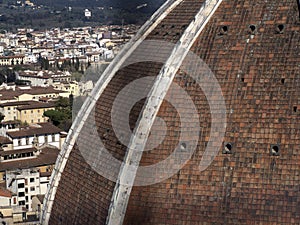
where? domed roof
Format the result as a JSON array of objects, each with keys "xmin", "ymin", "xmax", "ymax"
[{"xmin": 42, "ymin": 0, "xmax": 300, "ymax": 224}]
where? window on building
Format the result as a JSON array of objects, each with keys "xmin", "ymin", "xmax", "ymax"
[
  {"xmin": 30, "ymin": 187, "xmax": 35, "ymax": 192},
  {"xmin": 25, "ymin": 179, "xmax": 28, "ymax": 185},
  {"xmin": 18, "ymin": 183, "xmax": 25, "ymax": 188},
  {"xmin": 13, "ymin": 197, "xmax": 16, "ymax": 204},
  {"xmin": 25, "ymin": 137, "xmax": 29, "ymax": 145},
  {"xmin": 18, "ymin": 192, "xmax": 25, "ymax": 197},
  {"xmin": 30, "ymin": 178, "xmax": 34, "ymax": 183},
  {"xmin": 25, "ymin": 196, "xmax": 28, "ymax": 202},
  {"xmin": 25, "ymin": 188, "xmax": 28, "ymax": 193},
  {"xmin": 18, "ymin": 139, "xmax": 21, "ymax": 146},
  {"xmin": 45, "ymin": 135, "xmax": 48, "ymax": 143},
  {"xmin": 52, "ymin": 134, "xmax": 55, "ymax": 142}
]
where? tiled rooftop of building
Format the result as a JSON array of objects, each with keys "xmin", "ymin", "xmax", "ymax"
[
  {"xmin": 0, "ymin": 136, "xmax": 13, "ymax": 145},
  {"xmin": 0, "ymin": 86, "xmax": 66, "ymax": 101},
  {"xmin": 16, "ymin": 101, "xmax": 55, "ymax": 110},
  {"xmin": 0, "ymin": 100, "xmax": 55, "ymax": 110},
  {"xmin": 7, "ymin": 123, "xmax": 62, "ymax": 138},
  {"xmin": 0, "ymin": 187, "xmax": 13, "ymax": 198},
  {"xmin": 0, "ymin": 146, "xmax": 59, "ymax": 172}
]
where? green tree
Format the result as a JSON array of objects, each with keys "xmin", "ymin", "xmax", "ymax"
[
  {"xmin": 55, "ymin": 97, "xmax": 70, "ymax": 109},
  {"xmin": 44, "ymin": 97, "xmax": 73, "ymax": 131},
  {"xmin": 44, "ymin": 110, "xmax": 67, "ymax": 126}
]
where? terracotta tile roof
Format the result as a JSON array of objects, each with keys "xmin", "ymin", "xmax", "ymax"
[
  {"xmin": 0, "ymin": 101, "xmax": 33, "ymax": 107},
  {"xmin": 16, "ymin": 101, "xmax": 55, "ymax": 110},
  {"xmin": 0, "ymin": 100, "xmax": 55, "ymax": 110},
  {"xmin": 0, "ymin": 86, "xmax": 67, "ymax": 102},
  {"xmin": 0, "ymin": 136, "xmax": 12, "ymax": 145},
  {"xmin": 0, "ymin": 187, "xmax": 12, "ymax": 198},
  {"xmin": 0, "ymin": 146, "xmax": 59, "ymax": 172},
  {"xmin": 7, "ymin": 123, "xmax": 62, "ymax": 138},
  {"xmin": 40, "ymin": 171, "xmax": 52, "ymax": 177},
  {"xmin": 0, "ymin": 120, "xmax": 20, "ymax": 126}
]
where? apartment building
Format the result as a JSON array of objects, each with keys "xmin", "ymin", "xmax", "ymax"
[{"xmin": 0, "ymin": 100, "xmax": 55, "ymax": 124}]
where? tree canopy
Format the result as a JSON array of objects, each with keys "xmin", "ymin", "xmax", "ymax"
[{"xmin": 44, "ymin": 96, "xmax": 73, "ymax": 131}]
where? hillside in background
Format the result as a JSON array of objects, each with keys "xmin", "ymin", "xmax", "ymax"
[
  {"xmin": 33, "ymin": 0, "xmax": 165, "ymax": 12},
  {"xmin": 0, "ymin": 0, "xmax": 166, "ymax": 31}
]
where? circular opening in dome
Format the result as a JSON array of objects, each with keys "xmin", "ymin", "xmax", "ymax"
[
  {"xmin": 223, "ymin": 143, "xmax": 233, "ymax": 154},
  {"xmin": 249, "ymin": 25, "xmax": 256, "ymax": 33},
  {"xmin": 271, "ymin": 145, "xmax": 280, "ymax": 156},
  {"xmin": 180, "ymin": 142, "xmax": 187, "ymax": 151},
  {"xmin": 277, "ymin": 24, "xmax": 284, "ymax": 32},
  {"xmin": 218, "ymin": 25, "xmax": 228, "ymax": 36},
  {"xmin": 222, "ymin": 25, "xmax": 228, "ymax": 33}
]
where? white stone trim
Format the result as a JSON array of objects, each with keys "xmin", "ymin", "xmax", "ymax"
[
  {"xmin": 40, "ymin": 0, "xmax": 185, "ymax": 224},
  {"xmin": 105, "ymin": 1, "xmax": 224, "ymax": 225}
]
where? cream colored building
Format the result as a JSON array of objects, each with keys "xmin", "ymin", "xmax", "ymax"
[
  {"xmin": 0, "ymin": 100, "xmax": 55, "ymax": 124},
  {"xmin": 0, "ymin": 86, "xmax": 67, "ymax": 104},
  {"xmin": 54, "ymin": 81, "xmax": 79, "ymax": 97},
  {"xmin": 16, "ymin": 87, "xmax": 67, "ymax": 101},
  {"xmin": 17, "ymin": 102, "xmax": 55, "ymax": 124}
]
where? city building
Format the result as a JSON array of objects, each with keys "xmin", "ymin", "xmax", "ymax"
[
  {"xmin": 6, "ymin": 122, "xmax": 64, "ymax": 151},
  {"xmin": 0, "ymin": 55, "xmax": 25, "ymax": 66},
  {"xmin": 0, "ymin": 167, "xmax": 55, "ymax": 223},
  {"xmin": 6, "ymin": 169, "xmax": 49, "ymax": 212},
  {"xmin": 0, "ymin": 100, "xmax": 55, "ymax": 124},
  {"xmin": 53, "ymin": 81, "xmax": 79, "ymax": 97},
  {"xmin": 0, "ymin": 86, "xmax": 67, "ymax": 104},
  {"xmin": 42, "ymin": 0, "xmax": 300, "ymax": 225},
  {"xmin": 84, "ymin": 9, "xmax": 92, "ymax": 18}
]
